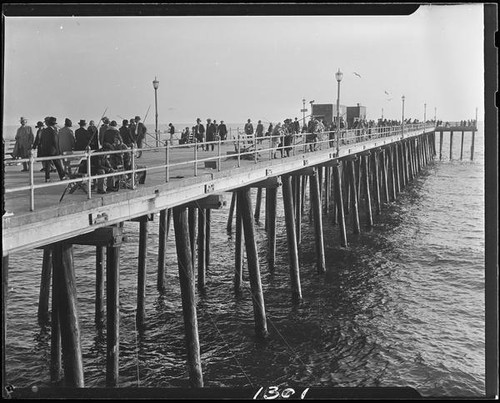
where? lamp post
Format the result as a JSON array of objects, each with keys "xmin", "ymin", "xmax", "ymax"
[
  {"xmin": 434, "ymin": 107, "xmax": 437, "ymax": 126},
  {"xmin": 153, "ymin": 76, "xmax": 159, "ymax": 147},
  {"xmin": 301, "ymin": 98, "xmax": 307, "ymax": 130},
  {"xmin": 401, "ymin": 95, "xmax": 405, "ymax": 136},
  {"xmin": 335, "ymin": 68, "xmax": 343, "ymax": 154}
]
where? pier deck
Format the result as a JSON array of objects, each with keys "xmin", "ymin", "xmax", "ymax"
[{"xmin": 3, "ymin": 126, "xmax": 435, "ymax": 256}]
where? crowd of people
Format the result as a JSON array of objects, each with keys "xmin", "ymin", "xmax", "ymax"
[{"xmin": 11, "ymin": 115, "xmax": 148, "ymax": 192}]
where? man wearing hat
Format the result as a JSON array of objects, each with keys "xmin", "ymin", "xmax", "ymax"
[
  {"xmin": 134, "ymin": 116, "xmax": 147, "ymax": 158},
  {"xmin": 194, "ymin": 118, "xmax": 205, "ymax": 150},
  {"xmin": 217, "ymin": 120, "xmax": 227, "ymax": 141},
  {"xmin": 13, "ymin": 117, "xmax": 34, "ymax": 171},
  {"xmin": 206, "ymin": 118, "xmax": 216, "ymax": 151},
  {"xmin": 32, "ymin": 121, "xmax": 46, "ymax": 171},
  {"xmin": 40, "ymin": 117, "xmax": 66, "ymax": 182},
  {"xmin": 58, "ymin": 118, "xmax": 75, "ymax": 154},
  {"xmin": 75, "ymin": 119, "xmax": 91, "ymax": 151}
]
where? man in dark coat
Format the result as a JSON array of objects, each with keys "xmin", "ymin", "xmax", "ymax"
[
  {"xmin": 217, "ymin": 120, "xmax": 228, "ymax": 141},
  {"xmin": 120, "ymin": 119, "xmax": 134, "ymax": 147},
  {"xmin": 98, "ymin": 117, "xmax": 110, "ymax": 148},
  {"xmin": 39, "ymin": 116, "xmax": 66, "ymax": 182},
  {"xmin": 205, "ymin": 118, "xmax": 216, "ymax": 151},
  {"xmin": 75, "ymin": 119, "xmax": 91, "ymax": 151},
  {"xmin": 195, "ymin": 118, "xmax": 205, "ymax": 150},
  {"xmin": 134, "ymin": 116, "xmax": 147, "ymax": 157}
]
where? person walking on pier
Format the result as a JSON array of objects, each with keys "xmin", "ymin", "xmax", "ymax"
[
  {"xmin": 206, "ymin": 118, "xmax": 216, "ymax": 151},
  {"xmin": 134, "ymin": 116, "xmax": 147, "ymax": 158},
  {"xmin": 129, "ymin": 117, "xmax": 137, "ymax": 145},
  {"xmin": 40, "ymin": 117, "xmax": 66, "ymax": 182},
  {"xmin": 217, "ymin": 120, "xmax": 228, "ymax": 141},
  {"xmin": 168, "ymin": 123, "xmax": 175, "ymax": 145},
  {"xmin": 75, "ymin": 120, "xmax": 91, "ymax": 151},
  {"xmin": 256, "ymin": 120, "xmax": 264, "ymax": 144},
  {"xmin": 244, "ymin": 118, "xmax": 254, "ymax": 144},
  {"xmin": 13, "ymin": 117, "xmax": 34, "ymax": 172},
  {"xmin": 32, "ymin": 121, "xmax": 47, "ymax": 171},
  {"xmin": 195, "ymin": 118, "xmax": 205, "ymax": 150}
]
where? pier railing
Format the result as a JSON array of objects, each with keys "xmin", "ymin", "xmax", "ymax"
[{"xmin": 3, "ymin": 123, "xmax": 434, "ymax": 211}]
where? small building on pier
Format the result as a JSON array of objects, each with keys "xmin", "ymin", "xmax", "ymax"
[{"xmin": 346, "ymin": 103, "xmax": 367, "ymax": 128}]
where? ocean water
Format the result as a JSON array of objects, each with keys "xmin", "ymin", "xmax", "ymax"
[{"xmin": 3, "ymin": 127, "xmax": 485, "ymax": 397}]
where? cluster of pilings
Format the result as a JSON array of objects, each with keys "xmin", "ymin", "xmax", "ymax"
[
  {"xmin": 436, "ymin": 127, "xmax": 477, "ymax": 160},
  {"xmin": 5, "ymin": 131, "xmax": 436, "ymax": 389}
]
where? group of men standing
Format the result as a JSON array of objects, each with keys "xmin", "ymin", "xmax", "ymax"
[
  {"xmin": 191, "ymin": 118, "xmax": 228, "ymax": 150},
  {"xmin": 12, "ymin": 114, "xmax": 147, "ymax": 183}
]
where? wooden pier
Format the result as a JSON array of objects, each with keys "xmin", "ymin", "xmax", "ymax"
[{"xmin": 3, "ymin": 123, "xmax": 439, "ymax": 390}]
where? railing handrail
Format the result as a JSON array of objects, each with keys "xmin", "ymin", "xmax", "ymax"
[{"xmin": 3, "ymin": 123, "xmax": 435, "ymax": 211}]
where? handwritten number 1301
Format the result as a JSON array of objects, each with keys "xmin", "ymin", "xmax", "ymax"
[{"xmin": 253, "ymin": 386, "xmax": 310, "ymax": 399}]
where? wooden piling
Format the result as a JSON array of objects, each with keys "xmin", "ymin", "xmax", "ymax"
[
  {"xmin": 157, "ymin": 209, "xmax": 168, "ymax": 293},
  {"xmin": 52, "ymin": 242, "xmax": 84, "ymax": 387},
  {"xmin": 332, "ymin": 162, "xmax": 348, "ymax": 247},
  {"xmin": 460, "ymin": 131, "xmax": 465, "ymax": 160},
  {"xmin": 342, "ymin": 160, "xmax": 350, "ymax": 215},
  {"xmin": 388, "ymin": 147, "xmax": 396, "ymax": 201},
  {"xmin": 238, "ymin": 187, "xmax": 269, "ymax": 338},
  {"xmin": 205, "ymin": 208, "xmax": 211, "ymax": 268},
  {"xmin": 310, "ymin": 169, "xmax": 326, "ymax": 273},
  {"xmin": 471, "ymin": 130, "xmax": 475, "ymax": 160},
  {"xmin": 362, "ymin": 153, "xmax": 373, "ymax": 228},
  {"xmin": 38, "ymin": 247, "xmax": 52, "ymax": 325},
  {"xmin": 266, "ymin": 187, "xmax": 277, "ymax": 272},
  {"xmin": 106, "ymin": 244, "xmax": 120, "ymax": 387},
  {"xmin": 324, "ymin": 166, "xmax": 331, "ymax": 214},
  {"xmin": 372, "ymin": 150, "xmax": 381, "ymax": 214},
  {"xmin": 95, "ymin": 246, "xmax": 105, "ymax": 324},
  {"xmin": 50, "ymin": 260, "xmax": 62, "ymax": 383},
  {"xmin": 347, "ymin": 158, "xmax": 361, "ymax": 234},
  {"xmin": 197, "ymin": 208, "xmax": 206, "ymax": 291},
  {"xmin": 137, "ymin": 217, "xmax": 148, "ymax": 328},
  {"xmin": 172, "ymin": 206, "xmax": 204, "ymax": 387},
  {"xmin": 439, "ymin": 132, "xmax": 443, "ymax": 160},
  {"xmin": 188, "ymin": 206, "xmax": 197, "ymax": 269},
  {"xmin": 380, "ymin": 149, "xmax": 389, "ymax": 203},
  {"xmin": 394, "ymin": 144, "xmax": 401, "ymax": 194},
  {"xmin": 295, "ymin": 176, "xmax": 302, "ymax": 244},
  {"xmin": 449, "ymin": 131, "xmax": 454, "ymax": 160},
  {"xmin": 282, "ymin": 175, "xmax": 303, "ymax": 300},
  {"xmin": 226, "ymin": 192, "xmax": 236, "ymax": 232},
  {"xmin": 235, "ymin": 193, "xmax": 243, "ymax": 292},
  {"xmin": 254, "ymin": 188, "xmax": 262, "ymax": 222}
]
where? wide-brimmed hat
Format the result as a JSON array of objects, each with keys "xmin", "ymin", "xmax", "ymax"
[
  {"xmin": 135, "ymin": 116, "xmax": 141, "ymax": 121},
  {"xmin": 78, "ymin": 119, "xmax": 86, "ymax": 126},
  {"xmin": 47, "ymin": 117, "xmax": 57, "ymax": 126},
  {"xmin": 35, "ymin": 121, "xmax": 44, "ymax": 128}
]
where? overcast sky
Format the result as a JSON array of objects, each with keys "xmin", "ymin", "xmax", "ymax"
[{"xmin": 3, "ymin": 4, "xmax": 484, "ymax": 127}]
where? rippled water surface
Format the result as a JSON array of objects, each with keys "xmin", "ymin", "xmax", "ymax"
[{"xmin": 4, "ymin": 129, "xmax": 485, "ymax": 397}]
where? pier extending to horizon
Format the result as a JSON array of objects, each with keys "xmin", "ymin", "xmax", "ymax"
[{"xmin": 2, "ymin": 122, "xmax": 459, "ymax": 390}]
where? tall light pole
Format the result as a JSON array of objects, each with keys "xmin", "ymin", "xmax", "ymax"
[
  {"xmin": 153, "ymin": 76, "xmax": 159, "ymax": 147},
  {"xmin": 434, "ymin": 107, "xmax": 437, "ymax": 126},
  {"xmin": 335, "ymin": 68, "xmax": 343, "ymax": 154},
  {"xmin": 301, "ymin": 98, "xmax": 307, "ymax": 130},
  {"xmin": 309, "ymin": 100, "xmax": 315, "ymax": 120},
  {"xmin": 424, "ymin": 102, "xmax": 427, "ymax": 124}
]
